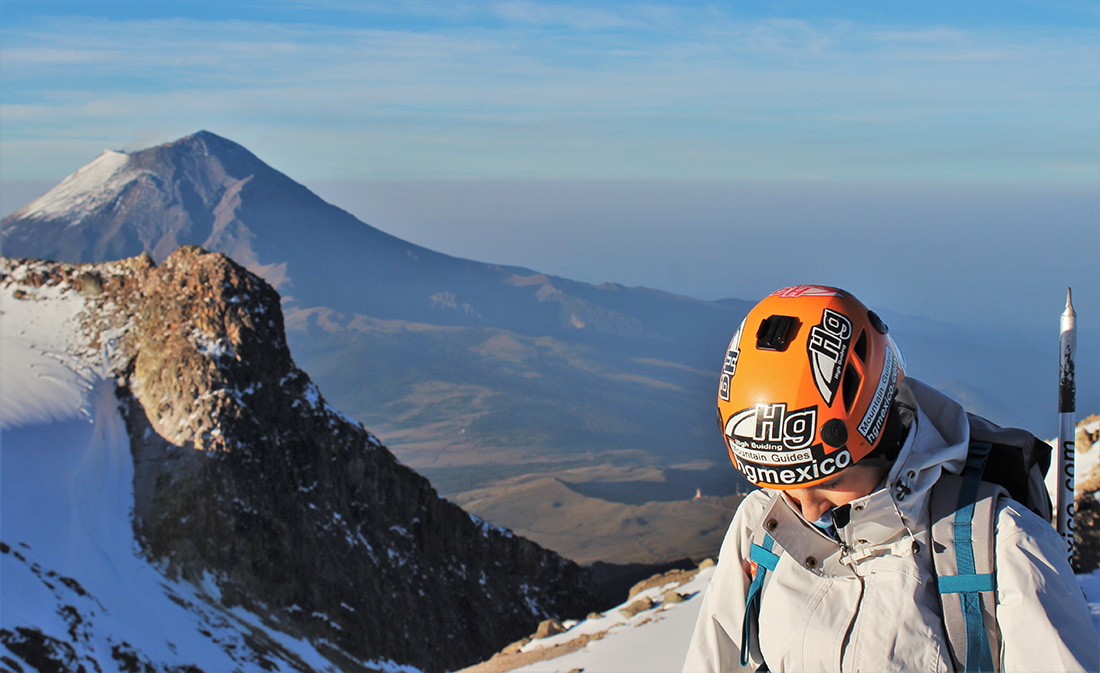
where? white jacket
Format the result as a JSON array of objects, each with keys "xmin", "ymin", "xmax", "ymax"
[{"xmin": 683, "ymin": 378, "xmax": 1098, "ymax": 673}]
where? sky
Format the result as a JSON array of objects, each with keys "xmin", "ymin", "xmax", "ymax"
[{"xmin": 1, "ymin": 0, "xmax": 1098, "ymax": 334}]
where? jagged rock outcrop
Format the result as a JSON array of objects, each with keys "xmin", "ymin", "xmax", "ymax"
[{"xmin": 6, "ymin": 247, "xmax": 603, "ymax": 673}]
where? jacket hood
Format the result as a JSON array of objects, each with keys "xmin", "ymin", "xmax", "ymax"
[{"xmin": 886, "ymin": 376, "xmax": 971, "ymax": 518}]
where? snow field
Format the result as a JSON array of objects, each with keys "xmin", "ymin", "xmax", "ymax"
[
  {"xmin": 0, "ymin": 275, "xmax": 373, "ymax": 672},
  {"xmin": 1, "ymin": 277, "xmax": 91, "ymax": 429},
  {"xmin": 509, "ymin": 568, "xmax": 713, "ymax": 673}
]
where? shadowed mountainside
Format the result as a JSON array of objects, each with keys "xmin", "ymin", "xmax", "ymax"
[{"xmin": 0, "ymin": 248, "xmax": 603, "ymax": 672}]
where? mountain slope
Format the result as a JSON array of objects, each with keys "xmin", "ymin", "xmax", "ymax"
[
  {"xmin": 5, "ymin": 131, "xmax": 1094, "ymax": 570},
  {"xmin": 3, "ymin": 131, "xmax": 741, "ymax": 341},
  {"xmin": 2, "ymin": 131, "xmax": 751, "ymax": 488},
  {"xmin": 0, "ymin": 249, "xmax": 603, "ymax": 673}
]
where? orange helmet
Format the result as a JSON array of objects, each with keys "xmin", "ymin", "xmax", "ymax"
[{"xmin": 717, "ymin": 285, "xmax": 905, "ymax": 489}]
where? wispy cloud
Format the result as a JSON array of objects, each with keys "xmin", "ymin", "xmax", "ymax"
[
  {"xmin": 1, "ymin": 3, "xmax": 1097, "ymax": 181},
  {"xmin": 492, "ymin": 0, "xmax": 642, "ymax": 30}
]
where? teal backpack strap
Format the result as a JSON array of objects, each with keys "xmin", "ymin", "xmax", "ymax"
[
  {"xmin": 931, "ymin": 440, "xmax": 1003, "ymax": 672},
  {"xmin": 740, "ymin": 531, "xmax": 779, "ymax": 667}
]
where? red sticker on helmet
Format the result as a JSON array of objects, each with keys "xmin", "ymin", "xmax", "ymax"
[{"xmin": 770, "ymin": 285, "xmax": 846, "ymax": 299}]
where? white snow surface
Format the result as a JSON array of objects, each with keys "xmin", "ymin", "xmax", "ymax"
[
  {"xmin": 507, "ymin": 568, "xmax": 712, "ymax": 673},
  {"xmin": 0, "ymin": 272, "xmax": 420, "ymax": 672},
  {"xmin": 11, "ymin": 149, "xmax": 133, "ymax": 221},
  {"xmin": 1, "ymin": 273, "xmax": 91, "ymax": 429}
]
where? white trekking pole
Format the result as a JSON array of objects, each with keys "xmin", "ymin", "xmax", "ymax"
[{"xmin": 1056, "ymin": 288, "xmax": 1076, "ymax": 562}]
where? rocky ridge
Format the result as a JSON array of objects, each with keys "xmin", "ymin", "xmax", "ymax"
[{"xmin": 1, "ymin": 247, "xmax": 603, "ymax": 673}]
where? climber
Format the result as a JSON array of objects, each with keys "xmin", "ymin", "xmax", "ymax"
[{"xmin": 683, "ymin": 285, "xmax": 1097, "ymax": 672}]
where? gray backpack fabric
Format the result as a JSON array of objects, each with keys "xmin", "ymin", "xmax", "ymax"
[
  {"xmin": 929, "ymin": 414, "xmax": 1054, "ymax": 673},
  {"xmin": 962, "ymin": 413, "xmax": 1053, "ymax": 522}
]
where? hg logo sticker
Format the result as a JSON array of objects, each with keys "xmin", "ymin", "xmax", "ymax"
[
  {"xmin": 719, "ymin": 318, "xmax": 746, "ymax": 402},
  {"xmin": 808, "ymin": 308, "xmax": 852, "ymax": 406}
]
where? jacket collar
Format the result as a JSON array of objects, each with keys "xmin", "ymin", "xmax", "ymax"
[{"xmin": 757, "ymin": 377, "xmax": 971, "ymax": 573}]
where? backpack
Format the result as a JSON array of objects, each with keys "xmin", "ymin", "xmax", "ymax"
[
  {"xmin": 739, "ymin": 413, "xmax": 1054, "ymax": 673},
  {"xmin": 929, "ymin": 413, "xmax": 1053, "ymax": 673}
]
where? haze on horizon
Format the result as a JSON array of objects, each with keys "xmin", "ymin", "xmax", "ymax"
[{"xmin": 2, "ymin": 0, "xmax": 1097, "ymax": 335}]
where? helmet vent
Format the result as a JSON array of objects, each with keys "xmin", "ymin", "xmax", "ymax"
[
  {"xmin": 854, "ymin": 330, "xmax": 868, "ymax": 362},
  {"xmin": 842, "ymin": 363, "xmax": 861, "ymax": 412},
  {"xmin": 868, "ymin": 310, "xmax": 889, "ymax": 334},
  {"xmin": 756, "ymin": 315, "xmax": 799, "ymax": 351}
]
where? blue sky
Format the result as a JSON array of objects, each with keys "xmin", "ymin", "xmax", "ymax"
[
  {"xmin": 2, "ymin": 1, "xmax": 1098, "ymax": 182},
  {"xmin": 1, "ymin": 1, "xmax": 1098, "ymax": 341}
]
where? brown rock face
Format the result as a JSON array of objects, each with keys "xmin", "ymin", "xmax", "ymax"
[
  {"xmin": 122, "ymin": 246, "xmax": 293, "ymax": 452},
  {"xmin": 14, "ymin": 247, "xmax": 603, "ymax": 673}
]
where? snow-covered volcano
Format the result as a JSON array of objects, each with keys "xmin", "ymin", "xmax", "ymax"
[
  {"xmin": 2, "ymin": 130, "xmax": 730, "ymax": 340},
  {"xmin": 1, "ymin": 131, "xmax": 761, "ymax": 495}
]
